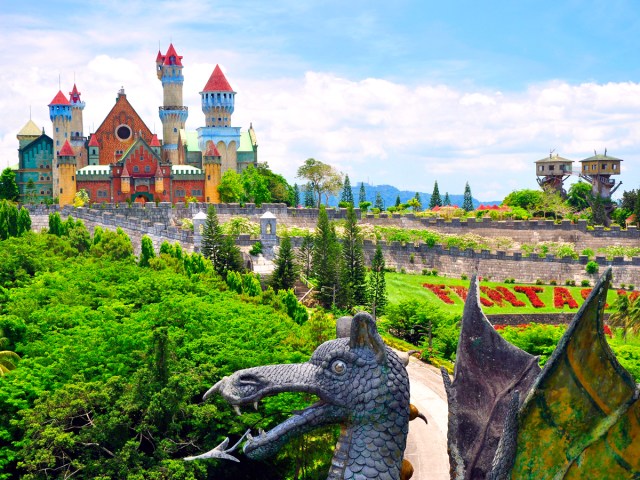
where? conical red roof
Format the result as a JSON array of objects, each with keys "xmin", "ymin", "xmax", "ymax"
[
  {"xmin": 150, "ymin": 134, "xmax": 161, "ymax": 147},
  {"xmin": 202, "ymin": 65, "xmax": 233, "ymax": 92},
  {"xmin": 59, "ymin": 140, "xmax": 75, "ymax": 156},
  {"xmin": 69, "ymin": 84, "xmax": 81, "ymax": 103},
  {"xmin": 163, "ymin": 43, "xmax": 183, "ymax": 66},
  {"xmin": 49, "ymin": 90, "xmax": 70, "ymax": 106},
  {"xmin": 155, "ymin": 50, "xmax": 163, "ymax": 63},
  {"xmin": 204, "ymin": 142, "xmax": 221, "ymax": 156},
  {"xmin": 88, "ymin": 135, "xmax": 99, "ymax": 147}
]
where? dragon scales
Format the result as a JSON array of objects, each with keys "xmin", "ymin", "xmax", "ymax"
[{"xmin": 203, "ymin": 312, "xmax": 411, "ymax": 480}]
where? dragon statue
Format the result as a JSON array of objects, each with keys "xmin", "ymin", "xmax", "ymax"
[{"xmin": 189, "ymin": 267, "xmax": 639, "ymax": 479}]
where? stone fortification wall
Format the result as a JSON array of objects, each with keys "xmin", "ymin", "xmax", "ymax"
[
  {"xmin": 24, "ymin": 204, "xmax": 640, "ymax": 285},
  {"xmin": 485, "ymin": 313, "xmax": 610, "ymax": 326}
]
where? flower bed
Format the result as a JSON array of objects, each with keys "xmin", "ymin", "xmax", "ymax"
[
  {"xmin": 495, "ymin": 286, "xmax": 526, "ymax": 307},
  {"xmin": 513, "ymin": 286, "xmax": 546, "ymax": 308},
  {"xmin": 422, "ymin": 283, "xmax": 455, "ymax": 304},
  {"xmin": 553, "ymin": 287, "xmax": 579, "ymax": 309}
]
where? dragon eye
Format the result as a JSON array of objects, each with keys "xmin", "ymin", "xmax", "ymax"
[{"xmin": 331, "ymin": 360, "xmax": 347, "ymax": 375}]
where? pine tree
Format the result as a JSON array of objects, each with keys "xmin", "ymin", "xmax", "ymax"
[
  {"xmin": 429, "ymin": 181, "xmax": 442, "ymax": 209},
  {"xmin": 374, "ymin": 192, "xmax": 384, "ymax": 211},
  {"xmin": 217, "ymin": 236, "xmax": 244, "ymax": 277},
  {"xmin": 0, "ymin": 168, "xmax": 19, "ymax": 202},
  {"xmin": 413, "ymin": 192, "xmax": 422, "ymax": 212},
  {"xmin": 201, "ymin": 204, "xmax": 222, "ymax": 263},
  {"xmin": 304, "ymin": 183, "xmax": 315, "ymax": 208},
  {"xmin": 297, "ymin": 233, "xmax": 314, "ymax": 280},
  {"xmin": 395, "ymin": 195, "xmax": 401, "ymax": 207},
  {"xmin": 634, "ymin": 192, "xmax": 640, "ymax": 227},
  {"xmin": 339, "ymin": 204, "xmax": 367, "ymax": 309},
  {"xmin": 312, "ymin": 206, "xmax": 341, "ymax": 308},
  {"xmin": 443, "ymin": 192, "xmax": 451, "ymax": 206},
  {"xmin": 293, "ymin": 183, "xmax": 301, "ymax": 207},
  {"xmin": 139, "ymin": 235, "xmax": 155, "ymax": 267},
  {"xmin": 463, "ymin": 182, "xmax": 474, "ymax": 212},
  {"xmin": 48, "ymin": 212, "xmax": 63, "ymax": 236},
  {"xmin": 340, "ymin": 175, "xmax": 354, "ymax": 205},
  {"xmin": 358, "ymin": 182, "xmax": 367, "ymax": 205},
  {"xmin": 271, "ymin": 234, "xmax": 297, "ymax": 291},
  {"xmin": 368, "ymin": 244, "xmax": 387, "ymax": 317},
  {"xmin": 591, "ymin": 195, "xmax": 607, "ymax": 226}
]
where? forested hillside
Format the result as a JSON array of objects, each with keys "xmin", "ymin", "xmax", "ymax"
[{"xmin": 0, "ymin": 230, "xmax": 335, "ymax": 479}]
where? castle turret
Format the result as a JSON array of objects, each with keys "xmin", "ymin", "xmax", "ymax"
[
  {"xmin": 203, "ymin": 142, "xmax": 222, "ymax": 203},
  {"xmin": 17, "ymin": 119, "xmax": 42, "ymax": 149},
  {"xmin": 49, "ymin": 90, "xmax": 72, "ymax": 201},
  {"xmin": 150, "ymin": 133, "xmax": 162, "ymax": 157},
  {"xmin": 57, "ymin": 140, "xmax": 76, "ymax": 206},
  {"xmin": 69, "ymin": 84, "xmax": 87, "ymax": 167},
  {"xmin": 157, "ymin": 44, "xmax": 188, "ymax": 164},
  {"xmin": 87, "ymin": 134, "xmax": 100, "ymax": 166},
  {"xmin": 197, "ymin": 65, "xmax": 240, "ymax": 174}
]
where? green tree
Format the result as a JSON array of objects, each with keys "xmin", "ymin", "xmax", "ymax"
[
  {"xmin": 429, "ymin": 182, "xmax": 442, "ymax": 209},
  {"xmin": 25, "ymin": 179, "xmax": 36, "ymax": 204},
  {"xmin": 296, "ymin": 158, "xmax": 342, "ymax": 207},
  {"xmin": 48, "ymin": 211, "xmax": 63, "ymax": 236},
  {"xmin": 358, "ymin": 182, "xmax": 367, "ymax": 205},
  {"xmin": 591, "ymin": 194, "xmax": 607, "ymax": 226},
  {"xmin": 374, "ymin": 192, "xmax": 384, "ymax": 211},
  {"xmin": 340, "ymin": 174, "xmax": 354, "ymax": 206},
  {"xmin": 443, "ymin": 192, "xmax": 451, "ymax": 206},
  {"xmin": 566, "ymin": 182, "xmax": 592, "ymax": 211},
  {"xmin": 304, "ymin": 182, "xmax": 315, "ymax": 208},
  {"xmin": 339, "ymin": 205, "xmax": 367, "ymax": 309},
  {"xmin": 0, "ymin": 168, "xmax": 19, "ymax": 201},
  {"xmin": 395, "ymin": 195, "xmax": 401, "ymax": 208},
  {"xmin": 271, "ymin": 234, "xmax": 297, "ymax": 292},
  {"xmin": 216, "ymin": 235, "xmax": 244, "ymax": 277},
  {"xmin": 297, "ymin": 232, "xmax": 314, "ymax": 280},
  {"xmin": 201, "ymin": 204, "xmax": 223, "ymax": 265},
  {"xmin": 463, "ymin": 182, "xmax": 474, "ymax": 211},
  {"xmin": 241, "ymin": 164, "xmax": 271, "ymax": 205},
  {"xmin": 17, "ymin": 207, "xmax": 31, "ymax": 236},
  {"xmin": 503, "ymin": 189, "xmax": 544, "ymax": 211},
  {"xmin": 73, "ymin": 189, "xmax": 90, "ymax": 208},
  {"xmin": 255, "ymin": 162, "xmax": 292, "ymax": 205},
  {"xmin": 217, "ymin": 169, "xmax": 244, "ymax": 203},
  {"xmin": 293, "ymin": 183, "xmax": 301, "ymax": 207},
  {"xmin": 609, "ymin": 294, "xmax": 640, "ymax": 342},
  {"xmin": 312, "ymin": 206, "xmax": 341, "ymax": 308},
  {"xmin": 368, "ymin": 244, "xmax": 387, "ymax": 317},
  {"xmin": 139, "ymin": 235, "xmax": 155, "ymax": 267},
  {"xmin": 407, "ymin": 197, "xmax": 421, "ymax": 212}
]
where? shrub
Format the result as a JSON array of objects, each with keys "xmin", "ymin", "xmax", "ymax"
[
  {"xmin": 409, "ymin": 253, "xmax": 415, "ymax": 264},
  {"xmin": 431, "ymin": 269, "xmax": 438, "ymax": 276},
  {"xmin": 629, "ymin": 285, "xmax": 636, "ymax": 291},
  {"xmin": 621, "ymin": 283, "xmax": 626, "ymax": 289},
  {"xmin": 497, "ymin": 323, "xmax": 565, "ymax": 365},
  {"xmin": 581, "ymin": 248, "xmax": 594, "ymax": 259},
  {"xmin": 581, "ymin": 280, "xmax": 590, "ymax": 287},
  {"xmin": 565, "ymin": 279, "xmax": 576, "ymax": 286},
  {"xmin": 586, "ymin": 261, "xmax": 599, "ymax": 274},
  {"xmin": 461, "ymin": 274, "xmax": 468, "ymax": 280},
  {"xmin": 249, "ymin": 241, "xmax": 263, "ymax": 256},
  {"xmin": 550, "ymin": 279, "xmax": 557, "ymax": 286},
  {"xmin": 535, "ymin": 279, "xmax": 544, "ymax": 285},
  {"xmin": 422, "ymin": 269, "xmax": 431, "ymax": 276}
]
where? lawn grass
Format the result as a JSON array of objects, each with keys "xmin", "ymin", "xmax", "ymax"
[{"xmin": 386, "ymin": 271, "xmax": 620, "ymax": 315}]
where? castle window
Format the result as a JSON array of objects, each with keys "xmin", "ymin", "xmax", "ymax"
[
  {"xmin": 174, "ymin": 128, "xmax": 177, "ymax": 133},
  {"xmin": 140, "ymin": 156, "xmax": 144, "ymax": 161},
  {"xmin": 175, "ymin": 189, "xmax": 185, "ymax": 197},
  {"xmin": 56, "ymin": 127, "xmax": 59, "ymax": 133},
  {"xmin": 115, "ymin": 124, "xmax": 132, "ymax": 141},
  {"xmin": 208, "ymin": 175, "xmax": 211, "ymax": 180},
  {"xmin": 144, "ymin": 165, "xmax": 151, "ymax": 173},
  {"xmin": 601, "ymin": 164, "xmax": 607, "ymax": 170},
  {"xmin": 548, "ymin": 165, "xmax": 554, "ymax": 171},
  {"xmin": 133, "ymin": 166, "xmax": 139, "ymax": 173},
  {"xmin": 613, "ymin": 164, "xmax": 617, "ymax": 170},
  {"xmin": 191, "ymin": 189, "xmax": 202, "ymax": 196},
  {"xmin": 71, "ymin": 176, "xmax": 74, "ymax": 181}
]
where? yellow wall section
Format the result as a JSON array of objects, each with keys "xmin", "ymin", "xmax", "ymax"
[
  {"xmin": 58, "ymin": 164, "xmax": 77, "ymax": 206},
  {"xmin": 204, "ymin": 163, "xmax": 221, "ymax": 203}
]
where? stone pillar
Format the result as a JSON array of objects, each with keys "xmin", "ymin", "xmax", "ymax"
[
  {"xmin": 192, "ymin": 210, "xmax": 207, "ymax": 252},
  {"xmin": 260, "ymin": 211, "xmax": 277, "ymax": 254}
]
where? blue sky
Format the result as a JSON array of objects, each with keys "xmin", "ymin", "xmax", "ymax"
[{"xmin": 1, "ymin": 0, "xmax": 638, "ymax": 200}]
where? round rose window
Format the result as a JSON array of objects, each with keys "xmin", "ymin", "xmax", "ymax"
[{"xmin": 116, "ymin": 124, "xmax": 132, "ymax": 141}]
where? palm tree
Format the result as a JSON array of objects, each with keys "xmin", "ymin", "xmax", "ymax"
[
  {"xmin": 608, "ymin": 294, "xmax": 640, "ymax": 342},
  {"xmin": 0, "ymin": 329, "xmax": 20, "ymax": 375}
]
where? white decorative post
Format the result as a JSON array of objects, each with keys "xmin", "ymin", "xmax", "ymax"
[{"xmin": 193, "ymin": 210, "xmax": 207, "ymax": 252}]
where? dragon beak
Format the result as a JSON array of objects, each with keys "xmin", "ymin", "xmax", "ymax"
[{"xmin": 203, "ymin": 378, "xmax": 225, "ymax": 401}]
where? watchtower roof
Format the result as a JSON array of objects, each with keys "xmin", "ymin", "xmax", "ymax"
[
  {"xmin": 204, "ymin": 142, "xmax": 221, "ymax": 156},
  {"xmin": 581, "ymin": 154, "xmax": 623, "ymax": 162},
  {"xmin": 59, "ymin": 140, "xmax": 75, "ymax": 156},
  {"xmin": 87, "ymin": 135, "xmax": 100, "ymax": 147},
  {"xmin": 49, "ymin": 90, "xmax": 70, "ymax": 106},
  {"xmin": 161, "ymin": 43, "xmax": 183, "ymax": 66},
  {"xmin": 18, "ymin": 119, "xmax": 42, "ymax": 137},
  {"xmin": 535, "ymin": 154, "xmax": 573, "ymax": 164},
  {"xmin": 202, "ymin": 65, "xmax": 233, "ymax": 92}
]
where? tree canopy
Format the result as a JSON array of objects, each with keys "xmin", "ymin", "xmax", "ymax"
[
  {"xmin": 296, "ymin": 158, "xmax": 342, "ymax": 208},
  {"xmin": 0, "ymin": 168, "xmax": 19, "ymax": 202}
]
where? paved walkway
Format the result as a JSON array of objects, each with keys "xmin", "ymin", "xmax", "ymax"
[{"xmin": 405, "ymin": 358, "xmax": 450, "ymax": 480}]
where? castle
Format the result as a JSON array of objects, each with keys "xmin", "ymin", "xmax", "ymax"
[{"xmin": 15, "ymin": 44, "xmax": 257, "ymax": 205}]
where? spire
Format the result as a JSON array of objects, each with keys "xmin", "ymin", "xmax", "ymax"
[
  {"xmin": 18, "ymin": 119, "xmax": 42, "ymax": 138},
  {"xmin": 204, "ymin": 142, "xmax": 221, "ymax": 157},
  {"xmin": 58, "ymin": 140, "xmax": 75, "ymax": 156},
  {"xmin": 163, "ymin": 43, "xmax": 183, "ymax": 66},
  {"xmin": 202, "ymin": 65, "xmax": 233, "ymax": 92},
  {"xmin": 88, "ymin": 135, "xmax": 99, "ymax": 147},
  {"xmin": 69, "ymin": 84, "xmax": 82, "ymax": 104},
  {"xmin": 49, "ymin": 90, "xmax": 70, "ymax": 106}
]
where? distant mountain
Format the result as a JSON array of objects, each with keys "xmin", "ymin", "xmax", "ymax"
[{"xmin": 325, "ymin": 183, "xmax": 499, "ymax": 209}]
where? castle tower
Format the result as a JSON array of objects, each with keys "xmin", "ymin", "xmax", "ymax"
[
  {"xmin": 87, "ymin": 134, "xmax": 100, "ymax": 166},
  {"xmin": 579, "ymin": 151, "xmax": 623, "ymax": 198},
  {"xmin": 156, "ymin": 44, "xmax": 188, "ymax": 164},
  {"xmin": 57, "ymin": 140, "xmax": 77, "ymax": 206},
  {"xmin": 150, "ymin": 133, "xmax": 162, "ymax": 157},
  {"xmin": 69, "ymin": 84, "xmax": 87, "ymax": 168},
  {"xmin": 203, "ymin": 142, "xmax": 222, "ymax": 203},
  {"xmin": 17, "ymin": 119, "xmax": 42, "ymax": 149},
  {"xmin": 535, "ymin": 153, "xmax": 573, "ymax": 196},
  {"xmin": 49, "ymin": 90, "xmax": 72, "ymax": 201},
  {"xmin": 197, "ymin": 65, "xmax": 240, "ymax": 173}
]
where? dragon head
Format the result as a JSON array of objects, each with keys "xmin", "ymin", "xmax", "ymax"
[{"xmin": 204, "ymin": 311, "xmax": 410, "ymax": 462}]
